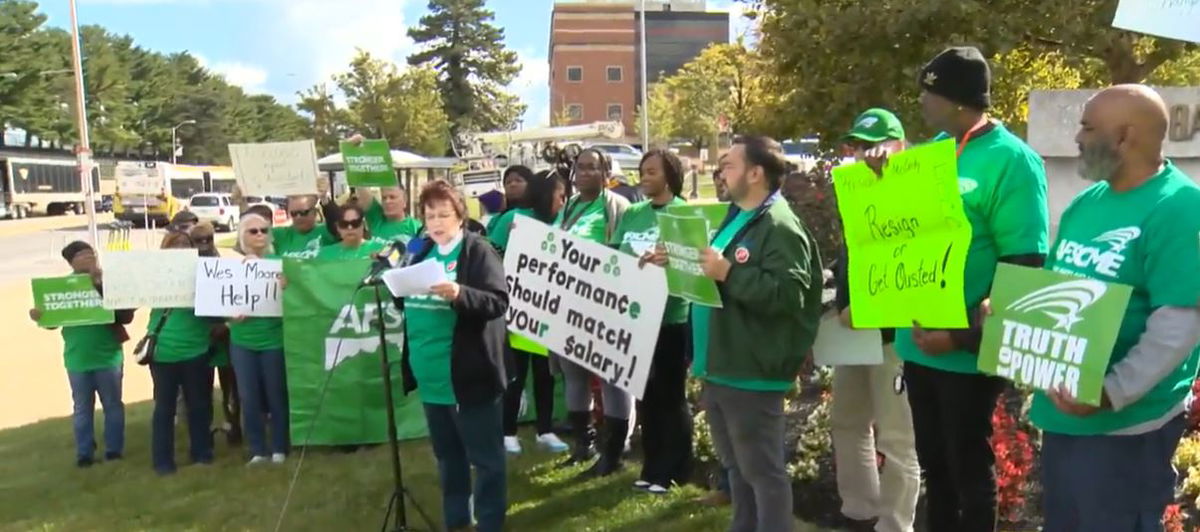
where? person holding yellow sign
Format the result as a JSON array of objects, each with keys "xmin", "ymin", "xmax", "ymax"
[
  {"xmin": 867, "ymin": 47, "xmax": 1049, "ymax": 532},
  {"xmin": 832, "ymin": 108, "xmax": 920, "ymax": 532}
]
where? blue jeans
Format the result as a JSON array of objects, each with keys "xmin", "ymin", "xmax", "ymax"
[
  {"xmin": 424, "ymin": 397, "xmax": 507, "ymax": 532},
  {"xmin": 150, "ymin": 356, "xmax": 214, "ymax": 473},
  {"xmin": 67, "ymin": 367, "xmax": 125, "ymax": 460},
  {"xmin": 230, "ymin": 344, "xmax": 289, "ymax": 457},
  {"xmin": 1042, "ymin": 414, "xmax": 1186, "ymax": 532}
]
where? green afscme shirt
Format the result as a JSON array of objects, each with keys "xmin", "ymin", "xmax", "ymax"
[
  {"xmin": 229, "ymin": 254, "xmax": 285, "ymax": 352},
  {"xmin": 366, "ymin": 199, "xmax": 422, "ymax": 248},
  {"xmin": 894, "ymin": 123, "xmax": 1049, "ymax": 374},
  {"xmin": 317, "ymin": 240, "xmax": 385, "ymax": 261},
  {"xmin": 149, "ymin": 308, "xmax": 212, "ymax": 363},
  {"xmin": 1031, "ymin": 161, "xmax": 1200, "ymax": 435},
  {"xmin": 611, "ymin": 198, "xmax": 690, "ymax": 325},
  {"xmin": 489, "ymin": 208, "xmax": 534, "ymax": 253},
  {"xmin": 61, "ymin": 324, "xmax": 122, "ymax": 373},
  {"xmin": 404, "ymin": 241, "xmax": 462, "ymax": 405},
  {"xmin": 272, "ymin": 225, "xmax": 336, "ymax": 259},
  {"xmin": 555, "ymin": 194, "xmax": 607, "ymax": 243}
]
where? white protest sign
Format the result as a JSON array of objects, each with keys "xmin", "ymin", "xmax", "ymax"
[
  {"xmin": 102, "ymin": 249, "xmax": 199, "ymax": 309},
  {"xmin": 1113, "ymin": 0, "xmax": 1200, "ymax": 44},
  {"xmin": 194, "ymin": 258, "xmax": 283, "ymax": 317},
  {"xmin": 504, "ymin": 215, "xmax": 667, "ymax": 399},
  {"xmin": 115, "ymin": 162, "xmax": 164, "ymax": 195},
  {"xmin": 228, "ymin": 140, "xmax": 320, "ymax": 196},
  {"xmin": 812, "ymin": 312, "xmax": 884, "ymax": 366}
]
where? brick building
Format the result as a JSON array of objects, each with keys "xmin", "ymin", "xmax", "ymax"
[{"xmin": 548, "ymin": 0, "xmax": 728, "ymax": 141}]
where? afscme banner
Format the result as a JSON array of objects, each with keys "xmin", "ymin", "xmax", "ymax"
[{"xmin": 503, "ymin": 215, "xmax": 667, "ymax": 399}]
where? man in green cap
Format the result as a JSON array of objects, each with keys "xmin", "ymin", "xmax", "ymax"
[{"xmin": 829, "ymin": 108, "xmax": 919, "ymax": 532}]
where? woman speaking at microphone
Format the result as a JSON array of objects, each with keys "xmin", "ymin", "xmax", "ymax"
[{"xmin": 396, "ymin": 180, "xmax": 510, "ymax": 532}]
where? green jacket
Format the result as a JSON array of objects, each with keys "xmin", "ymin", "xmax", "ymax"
[{"xmin": 704, "ymin": 193, "xmax": 822, "ymax": 382}]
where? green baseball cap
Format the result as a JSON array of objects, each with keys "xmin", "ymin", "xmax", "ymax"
[{"xmin": 843, "ymin": 108, "xmax": 906, "ymax": 143}]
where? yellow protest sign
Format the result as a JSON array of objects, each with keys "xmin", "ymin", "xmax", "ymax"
[{"xmin": 832, "ymin": 139, "xmax": 970, "ymax": 328}]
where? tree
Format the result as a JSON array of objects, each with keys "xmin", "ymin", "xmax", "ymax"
[
  {"xmin": 407, "ymin": 0, "xmax": 523, "ymax": 133},
  {"xmin": 297, "ymin": 83, "xmax": 351, "ymax": 155},
  {"xmin": 752, "ymin": 0, "xmax": 1200, "ymax": 142},
  {"xmin": 634, "ymin": 82, "xmax": 676, "ymax": 147}
]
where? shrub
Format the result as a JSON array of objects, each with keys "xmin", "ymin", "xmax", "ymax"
[
  {"xmin": 990, "ymin": 393, "xmax": 1035, "ymax": 523},
  {"xmin": 787, "ymin": 391, "xmax": 833, "ymax": 482}
]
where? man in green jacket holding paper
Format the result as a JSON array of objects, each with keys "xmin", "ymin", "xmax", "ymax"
[{"xmin": 694, "ymin": 135, "xmax": 823, "ymax": 532}]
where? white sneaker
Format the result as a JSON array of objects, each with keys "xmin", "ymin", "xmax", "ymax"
[
  {"xmin": 633, "ymin": 480, "xmax": 651, "ymax": 490},
  {"xmin": 535, "ymin": 433, "xmax": 568, "ymax": 453},
  {"xmin": 247, "ymin": 456, "xmax": 269, "ymax": 466},
  {"xmin": 647, "ymin": 484, "xmax": 669, "ymax": 495},
  {"xmin": 504, "ymin": 436, "xmax": 522, "ymax": 454},
  {"xmin": 271, "ymin": 453, "xmax": 286, "ymax": 464}
]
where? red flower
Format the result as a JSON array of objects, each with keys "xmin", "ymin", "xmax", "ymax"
[{"xmin": 990, "ymin": 395, "xmax": 1035, "ymax": 524}]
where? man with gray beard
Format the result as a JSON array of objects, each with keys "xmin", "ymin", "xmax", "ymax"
[{"xmin": 1018, "ymin": 84, "xmax": 1200, "ymax": 531}]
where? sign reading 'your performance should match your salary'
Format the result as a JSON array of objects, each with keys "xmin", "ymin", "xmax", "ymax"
[
  {"xmin": 978, "ymin": 264, "xmax": 1131, "ymax": 406},
  {"xmin": 832, "ymin": 139, "xmax": 971, "ymax": 328},
  {"xmin": 504, "ymin": 215, "xmax": 667, "ymax": 399}
]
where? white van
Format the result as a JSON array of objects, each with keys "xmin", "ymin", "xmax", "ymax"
[{"xmin": 187, "ymin": 193, "xmax": 240, "ymax": 232}]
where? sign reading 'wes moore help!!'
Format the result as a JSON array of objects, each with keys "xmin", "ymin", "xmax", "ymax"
[
  {"xmin": 504, "ymin": 215, "xmax": 667, "ymax": 399},
  {"xmin": 194, "ymin": 258, "xmax": 283, "ymax": 317}
]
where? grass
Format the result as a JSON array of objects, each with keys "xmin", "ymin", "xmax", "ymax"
[{"xmin": 0, "ymin": 400, "xmax": 739, "ymax": 532}]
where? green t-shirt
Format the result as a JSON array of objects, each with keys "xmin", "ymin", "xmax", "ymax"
[
  {"xmin": 149, "ymin": 308, "xmax": 212, "ymax": 364},
  {"xmin": 1030, "ymin": 161, "xmax": 1200, "ymax": 435},
  {"xmin": 365, "ymin": 200, "xmax": 422, "ymax": 248},
  {"xmin": 691, "ymin": 209, "xmax": 790, "ymax": 392},
  {"xmin": 894, "ymin": 124, "xmax": 1049, "ymax": 374},
  {"xmin": 273, "ymin": 225, "xmax": 336, "ymax": 259},
  {"xmin": 317, "ymin": 240, "xmax": 385, "ymax": 261},
  {"xmin": 61, "ymin": 324, "xmax": 122, "ymax": 373},
  {"xmin": 555, "ymin": 194, "xmax": 607, "ymax": 243},
  {"xmin": 611, "ymin": 198, "xmax": 690, "ymax": 325},
  {"xmin": 404, "ymin": 241, "xmax": 462, "ymax": 405},
  {"xmin": 229, "ymin": 253, "xmax": 285, "ymax": 352},
  {"xmin": 210, "ymin": 342, "xmax": 230, "ymax": 368},
  {"xmin": 489, "ymin": 208, "xmax": 534, "ymax": 252}
]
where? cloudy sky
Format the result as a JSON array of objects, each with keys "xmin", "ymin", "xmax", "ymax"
[{"xmin": 38, "ymin": 0, "xmax": 751, "ymax": 129}]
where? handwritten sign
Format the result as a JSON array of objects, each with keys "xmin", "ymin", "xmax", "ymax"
[
  {"xmin": 194, "ymin": 258, "xmax": 283, "ymax": 317},
  {"xmin": 340, "ymin": 139, "xmax": 397, "ymax": 187},
  {"xmin": 115, "ymin": 162, "xmax": 164, "ymax": 196},
  {"xmin": 504, "ymin": 215, "xmax": 667, "ymax": 399},
  {"xmin": 31, "ymin": 275, "xmax": 114, "ymax": 327},
  {"xmin": 229, "ymin": 140, "xmax": 320, "ymax": 196},
  {"xmin": 832, "ymin": 139, "xmax": 970, "ymax": 328},
  {"xmin": 978, "ymin": 264, "xmax": 1131, "ymax": 405},
  {"xmin": 102, "ymin": 249, "xmax": 199, "ymax": 309},
  {"xmin": 1113, "ymin": 0, "xmax": 1200, "ymax": 44}
]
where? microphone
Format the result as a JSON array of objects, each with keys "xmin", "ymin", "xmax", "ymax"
[{"xmin": 361, "ymin": 240, "xmax": 408, "ymax": 286}]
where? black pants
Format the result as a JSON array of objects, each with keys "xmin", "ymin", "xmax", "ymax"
[
  {"xmin": 638, "ymin": 323, "xmax": 693, "ymax": 487},
  {"xmin": 904, "ymin": 361, "xmax": 1005, "ymax": 532},
  {"xmin": 503, "ymin": 346, "xmax": 555, "ymax": 435}
]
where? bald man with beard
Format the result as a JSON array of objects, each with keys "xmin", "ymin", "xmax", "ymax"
[{"xmin": 1021, "ymin": 84, "xmax": 1200, "ymax": 531}]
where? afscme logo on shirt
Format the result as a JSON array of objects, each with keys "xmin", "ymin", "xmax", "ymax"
[
  {"xmin": 1006, "ymin": 279, "xmax": 1107, "ymax": 333},
  {"xmin": 1054, "ymin": 226, "xmax": 1141, "ymax": 277}
]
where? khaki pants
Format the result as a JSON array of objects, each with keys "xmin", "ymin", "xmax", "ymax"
[{"xmin": 830, "ymin": 345, "xmax": 919, "ymax": 532}]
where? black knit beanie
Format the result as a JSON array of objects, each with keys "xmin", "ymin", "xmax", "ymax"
[
  {"xmin": 61, "ymin": 240, "xmax": 93, "ymax": 263},
  {"xmin": 918, "ymin": 46, "xmax": 991, "ymax": 110}
]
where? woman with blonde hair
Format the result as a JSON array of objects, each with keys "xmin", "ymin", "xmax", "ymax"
[{"xmin": 228, "ymin": 213, "xmax": 289, "ymax": 465}]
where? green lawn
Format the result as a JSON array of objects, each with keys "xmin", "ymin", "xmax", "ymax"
[{"xmin": 0, "ymin": 400, "xmax": 740, "ymax": 532}]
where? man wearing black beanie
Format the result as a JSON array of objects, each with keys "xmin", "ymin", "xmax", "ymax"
[{"xmin": 866, "ymin": 46, "xmax": 1050, "ymax": 532}]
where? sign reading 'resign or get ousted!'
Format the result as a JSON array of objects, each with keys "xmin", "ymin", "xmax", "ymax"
[
  {"xmin": 503, "ymin": 215, "xmax": 667, "ymax": 399},
  {"xmin": 977, "ymin": 264, "xmax": 1132, "ymax": 406}
]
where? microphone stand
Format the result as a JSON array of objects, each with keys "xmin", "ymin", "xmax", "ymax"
[{"xmin": 368, "ymin": 280, "xmax": 436, "ymax": 532}]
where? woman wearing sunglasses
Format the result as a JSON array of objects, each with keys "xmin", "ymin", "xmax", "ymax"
[
  {"xmin": 228, "ymin": 213, "xmax": 289, "ymax": 465},
  {"xmin": 396, "ymin": 180, "xmax": 509, "ymax": 532},
  {"xmin": 318, "ymin": 204, "xmax": 384, "ymax": 260}
]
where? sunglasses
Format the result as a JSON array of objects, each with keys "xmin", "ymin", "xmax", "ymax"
[
  {"xmin": 246, "ymin": 228, "xmax": 269, "ymax": 236},
  {"xmin": 193, "ymin": 236, "xmax": 214, "ymax": 244},
  {"xmin": 290, "ymin": 208, "xmax": 316, "ymax": 217},
  {"xmin": 337, "ymin": 218, "xmax": 364, "ymax": 229}
]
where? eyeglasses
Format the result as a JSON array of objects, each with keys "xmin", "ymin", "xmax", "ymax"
[
  {"xmin": 290, "ymin": 208, "xmax": 316, "ymax": 217},
  {"xmin": 246, "ymin": 228, "xmax": 269, "ymax": 236},
  {"xmin": 337, "ymin": 218, "xmax": 364, "ymax": 229}
]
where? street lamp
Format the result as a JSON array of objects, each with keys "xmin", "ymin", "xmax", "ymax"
[
  {"xmin": 68, "ymin": 0, "xmax": 99, "ymax": 247},
  {"xmin": 639, "ymin": 0, "xmax": 649, "ymax": 150},
  {"xmin": 171, "ymin": 119, "xmax": 196, "ymax": 164}
]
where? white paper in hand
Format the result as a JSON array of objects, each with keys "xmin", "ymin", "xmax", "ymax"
[
  {"xmin": 813, "ymin": 312, "xmax": 884, "ymax": 366},
  {"xmin": 382, "ymin": 260, "xmax": 448, "ymax": 298}
]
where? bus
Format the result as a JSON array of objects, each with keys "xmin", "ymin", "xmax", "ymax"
[
  {"xmin": 0, "ymin": 155, "xmax": 101, "ymax": 219},
  {"xmin": 113, "ymin": 162, "xmax": 237, "ymax": 227}
]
